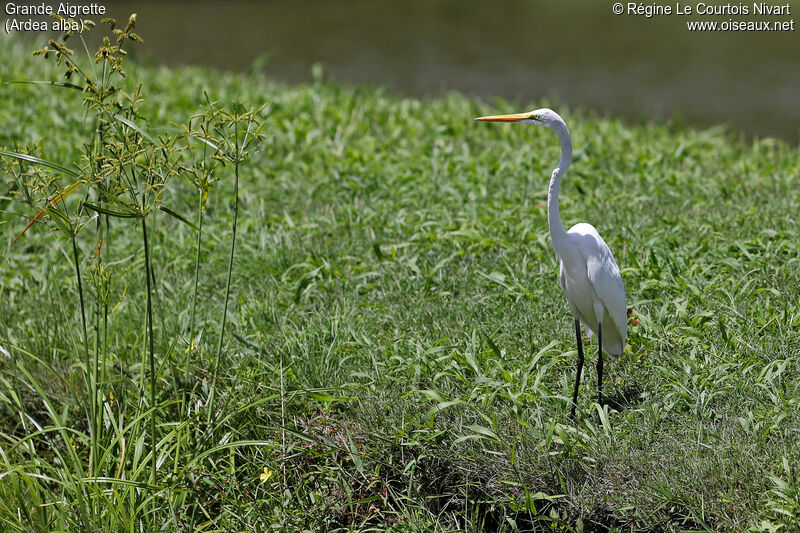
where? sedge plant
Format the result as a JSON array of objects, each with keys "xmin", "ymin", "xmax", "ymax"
[
  {"xmin": 188, "ymin": 97, "xmax": 266, "ymax": 425},
  {"xmin": 2, "ymin": 15, "xmax": 269, "ymax": 528},
  {"xmin": 4, "ymin": 14, "xmax": 181, "ymax": 525}
]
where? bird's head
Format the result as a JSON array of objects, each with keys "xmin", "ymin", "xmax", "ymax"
[{"xmin": 474, "ymin": 108, "xmax": 564, "ymax": 130}]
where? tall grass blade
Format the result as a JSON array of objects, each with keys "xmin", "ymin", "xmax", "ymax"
[
  {"xmin": 158, "ymin": 205, "xmax": 208, "ymax": 235},
  {"xmin": 0, "ymin": 150, "xmax": 78, "ymax": 177},
  {"xmin": 83, "ymin": 202, "xmax": 139, "ymax": 219},
  {"xmin": 4, "ymin": 80, "xmax": 83, "ymax": 90}
]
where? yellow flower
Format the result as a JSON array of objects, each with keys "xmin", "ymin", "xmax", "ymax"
[{"xmin": 260, "ymin": 467, "xmax": 272, "ymax": 482}]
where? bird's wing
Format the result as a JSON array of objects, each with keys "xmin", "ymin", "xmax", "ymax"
[
  {"xmin": 584, "ymin": 236, "xmax": 627, "ymax": 341},
  {"xmin": 568, "ymin": 223, "xmax": 627, "ymax": 341}
]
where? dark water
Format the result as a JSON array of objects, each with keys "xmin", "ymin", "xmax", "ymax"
[{"xmin": 10, "ymin": 0, "xmax": 800, "ymax": 140}]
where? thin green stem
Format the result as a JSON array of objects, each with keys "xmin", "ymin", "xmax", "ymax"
[
  {"xmin": 187, "ymin": 187, "xmax": 205, "ymax": 383},
  {"xmin": 142, "ymin": 217, "xmax": 157, "ymax": 488},
  {"xmin": 280, "ymin": 349, "xmax": 286, "ymax": 528},
  {"xmin": 71, "ymin": 235, "xmax": 93, "ymax": 473},
  {"xmin": 175, "ymin": 186, "xmax": 205, "ymax": 477},
  {"xmin": 101, "ymin": 302, "xmax": 108, "ymax": 443},
  {"xmin": 92, "ymin": 300, "xmax": 100, "ymax": 478},
  {"xmin": 150, "ymin": 210, "xmax": 167, "ymax": 338},
  {"xmin": 207, "ymin": 143, "xmax": 239, "ymax": 423}
]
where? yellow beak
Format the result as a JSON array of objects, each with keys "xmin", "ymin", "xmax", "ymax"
[{"xmin": 473, "ymin": 113, "xmax": 529, "ymax": 123}]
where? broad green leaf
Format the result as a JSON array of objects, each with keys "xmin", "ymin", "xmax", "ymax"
[
  {"xmin": 465, "ymin": 424, "xmax": 500, "ymax": 442},
  {"xmin": 423, "ymin": 399, "xmax": 464, "ymax": 421},
  {"xmin": 305, "ymin": 390, "xmax": 336, "ymax": 402},
  {"xmin": 415, "ymin": 389, "xmax": 446, "ymax": 402}
]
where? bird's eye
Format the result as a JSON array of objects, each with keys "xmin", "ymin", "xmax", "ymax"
[{"xmin": 530, "ymin": 114, "xmax": 540, "ymax": 121}]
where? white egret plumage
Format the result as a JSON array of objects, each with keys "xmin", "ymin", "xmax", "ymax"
[{"xmin": 475, "ymin": 108, "xmax": 627, "ymax": 418}]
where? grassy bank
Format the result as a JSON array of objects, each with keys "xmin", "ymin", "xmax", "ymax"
[{"xmin": 1, "ymin": 31, "xmax": 800, "ymax": 531}]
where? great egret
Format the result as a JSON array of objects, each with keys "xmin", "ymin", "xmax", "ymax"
[{"xmin": 474, "ymin": 108, "xmax": 627, "ymax": 418}]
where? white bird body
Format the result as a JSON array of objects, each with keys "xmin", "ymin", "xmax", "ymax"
[
  {"xmin": 475, "ymin": 107, "xmax": 627, "ymax": 417},
  {"xmin": 557, "ymin": 222, "xmax": 626, "ymax": 357}
]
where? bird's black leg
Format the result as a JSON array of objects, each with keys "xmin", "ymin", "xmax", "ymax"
[
  {"xmin": 597, "ymin": 321, "xmax": 604, "ymax": 408},
  {"xmin": 570, "ymin": 318, "xmax": 584, "ymax": 420}
]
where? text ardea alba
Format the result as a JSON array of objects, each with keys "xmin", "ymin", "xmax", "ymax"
[{"xmin": 475, "ymin": 108, "xmax": 627, "ymax": 418}]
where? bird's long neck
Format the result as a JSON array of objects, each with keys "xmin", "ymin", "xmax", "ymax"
[{"xmin": 547, "ymin": 121, "xmax": 572, "ymax": 255}]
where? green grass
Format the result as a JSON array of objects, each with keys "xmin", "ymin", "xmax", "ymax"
[{"xmin": 2, "ymin": 31, "xmax": 800, "ymax": 532}]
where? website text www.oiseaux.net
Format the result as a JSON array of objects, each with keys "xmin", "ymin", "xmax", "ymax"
[
  {"xmin": 615, "ymin": 2, "xmax": 796, "ymax": 31},
  {"xmin": 686, "ymin": 18, "xmax": 794, "ymax": 30}
]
